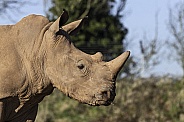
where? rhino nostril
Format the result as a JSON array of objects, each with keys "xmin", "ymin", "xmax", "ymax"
[{"xmin": 101, "ymin": 91, "xmax": 111, "ymax": 99}]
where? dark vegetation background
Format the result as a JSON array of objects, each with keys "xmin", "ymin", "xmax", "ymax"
[
  {"xmin": 1, "ymin": 0, "xmax": 184, "ymax": 121},
  {"xmin": 36, "ymin": 78, "xmax": 184, "ymax": 122}
]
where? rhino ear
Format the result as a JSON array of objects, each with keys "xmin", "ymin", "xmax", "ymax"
[
  {"xmin": 50, "ymin": 9, "xmax": 69, "ymax": 32},
  {"xmin": 62, "ymin": 16, "xmax": 88, "ymax": 36}
]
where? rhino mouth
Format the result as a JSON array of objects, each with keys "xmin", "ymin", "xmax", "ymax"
[
  {"xmin": 87, "ymin": 90, "xmax": 116, "ymax": 106},
  {"xmin": 89, "ymin": 99, "xmax": 113, "ymax": 106}
]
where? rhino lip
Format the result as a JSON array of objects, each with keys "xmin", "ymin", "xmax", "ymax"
[
  {"xmin": 88, "ymin": 99, "xmax": 112, "ymax": 106},
  {"xmin": 88, "ymin": 90, "xmax": 115, "ymax": 106}
]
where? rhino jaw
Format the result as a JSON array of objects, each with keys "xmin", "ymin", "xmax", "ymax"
[{"xmin": 107, "ymin": 51, "xmax": 130, "ymax": 77}]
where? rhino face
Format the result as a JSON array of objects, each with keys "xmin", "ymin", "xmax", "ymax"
[{"xmin": 45, "ymin": 10, "xmax": 130, "ymax": 106}]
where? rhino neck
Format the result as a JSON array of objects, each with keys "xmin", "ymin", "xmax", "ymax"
[{"xmin": 14, "ymin": 22, "xmax": 54, "ymax": 111}]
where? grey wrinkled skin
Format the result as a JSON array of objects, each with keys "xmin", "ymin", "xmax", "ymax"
[{"xmin": 0, "ymin": 10, "xmax": 130, "ymax": 122}]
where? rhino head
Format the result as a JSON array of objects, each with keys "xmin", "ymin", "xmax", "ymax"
[{"xmin": 44, "ymin": 10, "xmax": 130, "ymax": 106}]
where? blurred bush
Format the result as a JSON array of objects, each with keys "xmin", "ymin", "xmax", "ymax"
[{"xmin": 36, "ymin": 77, "xmax": 184, "ymax": 122}]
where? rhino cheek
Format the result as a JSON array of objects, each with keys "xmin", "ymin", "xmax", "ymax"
[
  {"xmin": 59, "ymin": 79, "xmax": 94, "ymax": 103},
  {"xmin": 45, "ymin": 64, "xmax": 81, "ymax": 96}
]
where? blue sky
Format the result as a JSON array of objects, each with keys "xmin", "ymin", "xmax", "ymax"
[
  {"xmin": 0, "ymin": 0, "xmax": 183, "ymax": 77},
  {"xmin": 124, "ymin": 0, "xmax": 183, "ymax": 77}
]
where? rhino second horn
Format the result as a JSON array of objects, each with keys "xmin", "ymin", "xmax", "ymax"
[
  {"xmin": 91, "ymin": 52, "xmax": 103, "ymax": 61},
  {"xmin": 107, "ymin": 51, "xmax": 130, "ymax": 75}
]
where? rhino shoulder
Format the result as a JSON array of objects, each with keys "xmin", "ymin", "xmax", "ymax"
[
  {"xmin": 14, "ymin": 14, "xmax": 50, "ymax": 37},
  {"xmin": 16, "ymin": 14, "xmax": 50, "ymax": 26}
]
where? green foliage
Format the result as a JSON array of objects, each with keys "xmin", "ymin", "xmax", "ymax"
[
  {"xmin": 36, "ymin": 78, "xmax": 184, "ymax": 122},
  {"xmin": 47, "ymin": 0, "xmax": 127, "ymax": 61}
]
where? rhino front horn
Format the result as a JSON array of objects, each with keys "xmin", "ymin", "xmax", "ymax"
[{"xmin": 107, "ymin": 51, "xmax": 130, "ymax": 76}]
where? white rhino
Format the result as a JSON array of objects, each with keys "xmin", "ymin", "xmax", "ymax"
[{"xmin": 0, "ymin": 10, "xmax": 130, "ymax": 122}]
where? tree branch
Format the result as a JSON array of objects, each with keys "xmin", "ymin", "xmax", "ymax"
[{"xmin": 0, "ymin": 0, "xmax": 34, "ymax": 22}]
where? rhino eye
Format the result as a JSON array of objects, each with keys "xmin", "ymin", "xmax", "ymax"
[{"xmin": 77, "ymin": 64, "xmax": 85, "ymax": 70}]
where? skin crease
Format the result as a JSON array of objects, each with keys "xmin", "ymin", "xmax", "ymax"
[{"xmin": 0, "ymin": 10, "xmax": 130, "ymax": 122}]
